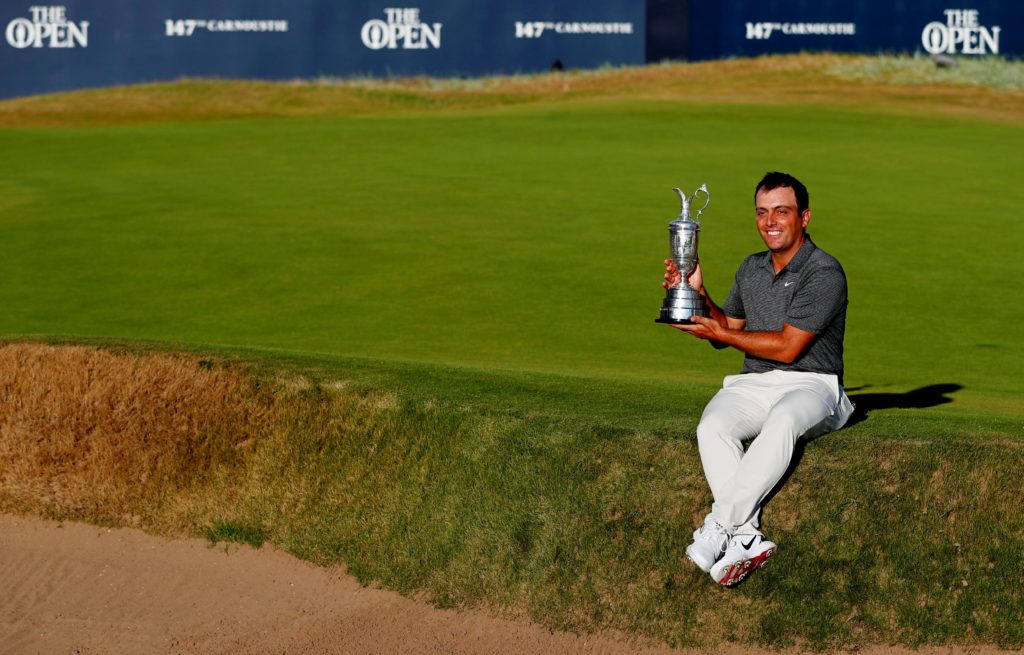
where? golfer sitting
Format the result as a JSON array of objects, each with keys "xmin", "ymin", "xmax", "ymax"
[{"xmin": 664, "ymin": 171, "xmax": 854, "ymax": 586}]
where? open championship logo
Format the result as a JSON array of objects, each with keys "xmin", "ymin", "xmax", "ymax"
[
  {"xmin": 361, "ymin": 8, "xmax": 441, "ymax": 50},
  {"xmin": 5, "ymin": 5, "xmax": 88, "ymax": 48},
  {"xmin": 921, "ymin": 9, "xmax": 1000, "ymax": 55}
]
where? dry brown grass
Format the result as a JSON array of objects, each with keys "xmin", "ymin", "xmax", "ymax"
[
  {"xmin": 0, "ymin": 54, "xmax": 1020, "ymax": 128},
  {"xmin": 0, "ymin": 343, "xmax": 277, "ymax": 526}
]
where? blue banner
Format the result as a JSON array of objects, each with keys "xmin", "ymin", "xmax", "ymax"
[
  {"xmin": 688, "ymin": 1, "xmax": 1019, "ymax": 61},
  {"xmin": 0, "ymin": 0, "xmax": 645, "ymax": 99},
  {"xmin": 0, "ymin": 1, "xmax": 1019, "ymax": 100}
]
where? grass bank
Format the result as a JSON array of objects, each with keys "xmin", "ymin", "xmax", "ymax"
[
  {"xmin": 1, "ymin": 342, "xmax": 1020, "ymax": 650},
  {"xmin": 1, "ymin": 54, "xmax": 1022, "ymax": 127}
]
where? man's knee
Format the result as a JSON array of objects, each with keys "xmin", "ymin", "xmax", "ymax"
[
  {"xmin": 762, "ymin": 392, "xmax": 833, "ymax": 443},
  {"xmin": 696, "ymin": 413, "xmax": 741, "ymax": 449},
  {"xmin": 760, "ymin": 409, "xmax": 828, "ymax": 445}
]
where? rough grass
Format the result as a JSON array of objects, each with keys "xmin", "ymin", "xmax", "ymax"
[
  {"xmin": 0, "ymin": 344, "xmax": 277, "ymax": 527},
  {"xmin": 1, "ymin": 54, "xmax": 1022, "ymax": 127},
  {"xmin": 1, "ymin": 342, "xmax": 1021, "ymax": 650},
  {"xmin": 827, "ymin": 52, "xmax": 1024, "ymax": 90}
]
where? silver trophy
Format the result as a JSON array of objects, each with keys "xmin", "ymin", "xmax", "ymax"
[{"xmin": 655, "ymin": 184, "xmax": 710, "ymax": 324}]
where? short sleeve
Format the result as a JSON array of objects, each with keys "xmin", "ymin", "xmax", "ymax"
[
  {"xmin": 786, "ymin": 265, "xmax": 847, "ymax": 334},
  {"xmin": 722, "ymin": 266, "xmax": 746, "ymax": 319}
]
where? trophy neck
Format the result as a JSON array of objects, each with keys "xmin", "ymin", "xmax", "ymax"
[{"xmin": 674, "ymin": 187, "xmax": 690, "ymax": 221}]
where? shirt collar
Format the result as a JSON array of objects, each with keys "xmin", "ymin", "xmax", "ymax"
[{"xmin": 757, "ymin": 234, "xmax": 816, "ymax": 274}]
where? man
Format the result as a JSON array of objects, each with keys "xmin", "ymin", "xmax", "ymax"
[{"xmin": 663, "ymin": 171, "xmax": 853, "ymax": 586}]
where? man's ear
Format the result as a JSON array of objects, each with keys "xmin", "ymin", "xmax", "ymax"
[{"xmin": 801, "ymin": 209, "xmax": 811, "ymax": 229}]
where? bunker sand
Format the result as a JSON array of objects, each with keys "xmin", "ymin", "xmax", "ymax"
[
  {"xmin": 0, "ymin": 513, "xmax": 684, "ymax": 654},
  {"xmin": 0, "ymin": 514, "xmax": 1014, "ymax": 655}
]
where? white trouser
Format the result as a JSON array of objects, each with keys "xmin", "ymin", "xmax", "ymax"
[{"xmin": 696, "ymin": 370, "xmax": 854, "ymax": 535}]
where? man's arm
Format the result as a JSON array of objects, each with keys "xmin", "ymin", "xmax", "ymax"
[
  {"xmin": 673, "ymin": 317, "xmax": 816, "ymax": 363},
  {"xmin": 663, "ymin": 258, "xmax": 820, "ymax": 361},
  {"xmin": 693, "ymin": 262, "xmax": 847, "ymax": 362}
]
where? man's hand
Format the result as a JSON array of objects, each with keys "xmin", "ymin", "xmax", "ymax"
[
  {"xmin": 671, "ymin": 315, "xmax": 723, "ymax": 341},
  {"xmin": 662, "ymin": 259, "xmax": 702, "ymax": 292}
]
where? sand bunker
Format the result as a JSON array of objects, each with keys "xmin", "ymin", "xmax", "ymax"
[{"xmin": 2, "ymin": 514, "xmax": 1017, "ymax": 655}]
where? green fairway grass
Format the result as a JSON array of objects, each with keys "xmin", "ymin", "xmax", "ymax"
[
  {"xmin": 1, "ymin": 55, "xmax": 1023, "ymax": 649},
  {"xmin": 1, "ymin": 99, "xmax": 1022, "ymax": 417}
]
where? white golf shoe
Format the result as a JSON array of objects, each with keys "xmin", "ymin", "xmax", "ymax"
[
  {"xmin": 709, "ymin": 533, "xmax": 777, "ymax": 586},
  {"xmin": 685, "ymin": 519, "xmax": 730, "ymax": 573}
]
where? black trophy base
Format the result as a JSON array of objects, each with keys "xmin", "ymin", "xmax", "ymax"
[{"xmin": 655, "ymin": 316, "xmax": 695, "ymax": 325}]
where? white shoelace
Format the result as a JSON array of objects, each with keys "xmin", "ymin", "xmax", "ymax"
[{"xmin": 699, "ymin": 521, "xmax": 729, "ymax": 548}]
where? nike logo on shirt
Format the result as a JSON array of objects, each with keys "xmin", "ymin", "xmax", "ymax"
[{"xmin": 784, "ymin": 281, "xmax": 795, "ymax": 287}]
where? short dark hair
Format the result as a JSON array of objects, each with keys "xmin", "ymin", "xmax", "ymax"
[{"xmin": 755, "ymin": 171, "xmax": 809, "ymax": 215}]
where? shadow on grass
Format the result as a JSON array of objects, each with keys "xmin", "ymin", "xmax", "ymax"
[{"xmin": 843, "ymin": 382, "xmax": 963, "ymax": 429}]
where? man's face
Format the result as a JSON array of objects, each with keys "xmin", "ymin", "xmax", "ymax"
[{"xmin": 755, "ymin": 185, "xmax": 809, "ymax": 255}]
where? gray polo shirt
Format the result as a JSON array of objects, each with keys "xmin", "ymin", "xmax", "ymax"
[{"xmin": 722, "ymin": 236, "xmax": 847, "ymax": 383}]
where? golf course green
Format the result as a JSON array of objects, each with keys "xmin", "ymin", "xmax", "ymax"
[{"xmin": 1, "ymin": 55, "xmax": 1022, "ymax": 648}]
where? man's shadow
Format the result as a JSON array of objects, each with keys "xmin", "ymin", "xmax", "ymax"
[
  {"xmin": 841, "ymin": 383, "xmax": 963, "ymax": 429},
  {"xmin": 760, "ymin": 383, "xmax": 962, "ymax": 520}
]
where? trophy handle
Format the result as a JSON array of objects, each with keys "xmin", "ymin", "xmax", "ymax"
[{"xmin": 692, "ymin": 184, "xmax": 710, "ymax": 223}]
